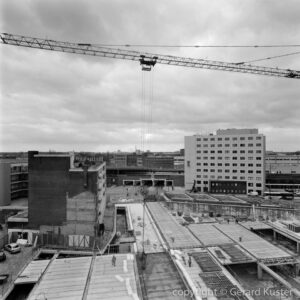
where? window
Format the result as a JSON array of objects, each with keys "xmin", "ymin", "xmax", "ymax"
[
  {"xmin": 218, "ymin": 150, "xmax": 222, "ymax": 153},
  {"xmin": 203, "ymin": 144, "xmax": 208, "ymax": 147},
  {"xmin": 233, "ymin": 170, "xmax": 238, "ymax": 173},
  {"xmin": 210, "ymin": 157, "xmax": 215, "ymax": 160},
  {"xmin": 256, "ymin": 143, "xmax": 262, "ymax": 147},
  {"xmin": 204, "ymin": 157, "xmax": 208, "ymax": 160},
  {"xmin": 210, "ymin": 163, "xmax": 215, "ymax": 166},
  {"xmin": 197, "ymin": 157, "xmax": 201, "ymax": 160},
  {"xmin": 204, "ymin": 169, "xmax": 208, "ymax": 172},
  {"xmin": 233, "ymin": 157, "xmax": 237, "ymax": 160},
  {"xmin": 240, "ymin": 137, "xmax": 245, "ymax": 140},
  {"xmin": 203, "ymin": 138, "xmax": 208, "ymax": 141},
  {"xmin": 256, "ymin": 177, "xmax": 261, "ymax": 180},
  {"xmin": 210, "ymin": 175, "xmax": 215, "ymax": 179},
  {"xmin": 240, "ymin": 163, "xmax": 245, "ymax": 167},
  {"xmin": 218, "ymin": 144, "xmax": 222, "ymax": 147},
  {"xmin": 225, "ymin": 157, "xmax": 230, "ymax": 160},
  {"xmin": 240, "ymin": 150, "xmax": 245, "ymax": 153},
  {"xmin": 218, "ymin": 169, "xmax": 222, "ymax": 172},
  {"xmin": 197, "ymin": 163, "xmax": 201, "ymax": 166},
  {"xmin": 218, "ymin": 163, "xmax": 222, "ymax": 166},
  {"xmin": 225, "ymin": 137, "xmax": 230, "ymax": 141},
  {"xmin": 232, "ymin": 163, "xmax": 237, "ymax": 166},
  {"xmin": 225, "ymin": 176, "xmax": 230, "ymax": 179},
  {"xmin": 248, "ymin": 150, "xmax": 253, "ymax": 153},
  {"xmin": 248, "ymin": 163, "xmax": 253, "ymax": 167},
  {"xmin": 256, "ymin": 157, "xmax": 262, "ymax": 160},
  {"xmin": 187, "ymin": 161, "xmax": 190, "ymax": 167},
  {"xmin": 210, "ymin": 138, "xmax": 215, "ymax": 141},
  {"xmin": 240, "ymin": 176, "xmax": 245, "ymax": 180},
  {"xmin": 248, "ymin": 182, "xmax": 254, "ymax": 187},
  {"xmin": 197, "ymin": 169, "xmax": 201, "ymax": 172},
  {"xmin": 256, "ymin": 150, "xmax": 262, "ymax": 153},
  {"xmin": 204, "ymin": 150, "xmax": 208, "ymax": 153},
  {"xmin": 225, "ymin": 144, "xmax": 230, "ymax": 147},
  {"xmin": 210, "ymin": 169, "xmax": 215, "ymax": 172},
  {"xmin": 248, "ymin": 143, "xmax": 253, "ymax": 147},
  {"xmin": 233, "ymin": 137, "xmax": 238, "ymax": 141},
  {"xmin": 217, "ymin": 157, "xmax": 222, "ymax": 160},
  {"xmin": 248, "ymin": 170, "xmax": 253, "ymax": 173},
  {"xmin": 256, "ymin": 164, "xmax": 261, "ymax": 167},
  {"xmin": 240, "ymin": 144, "xmax": 245, "ymax": 147},
  {"xmin": 248, "ymin": 137, "xmax": 253, "ymax": 140},
  {"xmin": 256, "ymin": 170, "xmax": 261, "ymax": 174},
  {"xmin": 225, "ymin": 150, "xmax": 230, "ymax": 153},
  {"xmin": 240, "ymin": 170, "xmax": 245, "ymax": 173},
  {"xmin": 197, "ymin": 175, "xmax": 201, "ymax": 178},
  {"xmin": 197, "ymin": 138, "xmax": 201, "ymax": 141},
  {"xmin": 240, "ymin": 157, "xmax": 245, "ymax": 160},
  {"xmin": 218, "ymin": 138, "xmax": 222, "ymax": 141},
  {"xmin": 233, "ymin": 176, "xmax": 237, "ymax": 179},
  {"xmin": 256, "ymin": 136, "xmax": 261, "ymax": 140},
  {"xmin": 225, "ymin": 163, "xmax": 230, "ymax": 166},
  {"xmin": 210, "ymin": 150, "xmax": 215, "ymax": 153},
  {"xmin": 256, "ymin": 183, "xmax": 262, "ymax": 187},
  {"xmin": 197, "ymin": 180, "xmax": 201, "ymax": 184},
  {"xmin": 197, "ymin": 150, "xmax": 201, "ymax": 153},
  {"xmin": 225, "ymin": 169, "xmax": 230, "ymax": 173},
  {"xmin": 218, "ymin": 176, "xmax": 222, "ymax": 179},
  {"xmin": 233, "ymin": 150, "xmax": 237, "ymax": 154},
  {"xmin": 203, "ymin": 163, "xmax": 208, "ymax": 166},
  {"xmin": 233, "ymin": 144, "xmax": 238, "ymax": 147},
  {"xmin": 203, "ymin": 175, "xmax": 208, "ymax": 178},
  {"xmin": 210, "ymin": 144, "xmax": 215, "ymax": 147},
  {"xmin": 249, "ymin": 157, "xmax": 253, "ymax": 160},
  {"xmin": 197, "ymin": 144, "xmax": 201, "ymax": 147},
  {"xmin": 248, "ymin": 177, "xmax": 253, "ymax": 180}
]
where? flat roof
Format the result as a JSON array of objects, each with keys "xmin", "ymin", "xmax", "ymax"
[
  {"xmin": 215, "ymin": 224, "xmax": 291, "ymax": 260},
  {"xmin": 188, "ymin": 224, "xmax": 233, "ymax": 246},
  {"xmin": 147, "ymin": 202, "xmax": 201, "ymax": 249},
  {"xmin": 28, "ymin": 256, "xmax": 92, "ymax": 300},
  {"xmin": 87, "ymin": 254, "xmax": 138, "ymax": 300},
  {"xmin": 15, "ymin": 259, "xmax": 50, "ymax": 284},
  {"xmin": 126, "ymin": 203, "xmax": 165, "ymax": 253},
  {"xmin": 26, "ymin": 254, "xmax": 139, "ymax": 300}
]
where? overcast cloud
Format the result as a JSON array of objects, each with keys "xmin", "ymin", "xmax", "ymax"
[{"xmin": 0, "ymin": 0, "xmax": 299, "ymax": 152}]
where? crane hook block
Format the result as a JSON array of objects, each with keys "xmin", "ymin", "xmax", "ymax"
[{"xmin": 140, "ymin": 55, "xmax": 158, "ymax": 71}]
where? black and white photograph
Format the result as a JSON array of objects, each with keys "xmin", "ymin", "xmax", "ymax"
[{"xmin": 0, "ymin": 0, "xmax": 300, "ymax": 299}]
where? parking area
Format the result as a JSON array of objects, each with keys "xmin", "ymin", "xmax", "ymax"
[{"xmin": 0, "ymin": 245, "xmax": 37, "ymax": 296}]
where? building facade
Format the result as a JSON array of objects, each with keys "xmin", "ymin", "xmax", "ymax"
[
  {"xmin": 185, "ymin": 129, "xmax": 266, "ymax": 195},
  {"xmin": 28, "ymin": 151, "xmax": 106, "ymax": 230},
  {"xmin": 0, "ymin": 160, "xmax": 28, "ymax": 206},
  {"xmin": 266, "ymin": 152, "xmax": 300, "ymax": 174}
]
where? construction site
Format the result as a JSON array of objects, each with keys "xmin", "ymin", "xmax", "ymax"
[{"xmin": 3, "ymin": 186, "xmax": 300, "ymax": 300}]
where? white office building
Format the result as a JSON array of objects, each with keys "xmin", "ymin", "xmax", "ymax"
[{"xmin": 185, "ymin": 129, "xmax": 266, "ymax": 195}]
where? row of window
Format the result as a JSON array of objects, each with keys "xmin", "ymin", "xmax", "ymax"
[
  {"xmin": 197, "ymin": 143, "xmax": 262, "ymax": 148},
  {"xmin": 196, "ymin": 136, "xmax": 262, "ymax": 142},
  {"xmin": 196, "ymin": 175, "xmax": 261, "ymax": 180},
  {"xmin": 198, "ymin": 169, "xmax": 262, "ymax": 174},
  {"xmin": 197, "ymin": 150, "xmax": 262, "ymax": 154},
  {"xmin": 197, "ymin": 156, "xmax": 262, "ymax": 161},
  {"xmin": 197, "ymin": 162, "xmax": 262, "ymax": 167}
]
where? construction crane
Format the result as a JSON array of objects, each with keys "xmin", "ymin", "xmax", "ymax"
[{"xmin": 1, "ymin": 33, "xmax": 300, "ymax": 78}]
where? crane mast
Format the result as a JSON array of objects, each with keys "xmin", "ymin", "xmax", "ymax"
[{"xmin": 1, "ymin": 33, "xmax": 300, "ymax": 79}]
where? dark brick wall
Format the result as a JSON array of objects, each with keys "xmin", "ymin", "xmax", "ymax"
[{"xmin": 28, "ymin": 154, "xmax": 70, "ymax": 227}]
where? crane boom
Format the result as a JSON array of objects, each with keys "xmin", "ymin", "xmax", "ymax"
[{"xmin": 1, "ymin": 33, "xmax": 300, "ymax": 79}]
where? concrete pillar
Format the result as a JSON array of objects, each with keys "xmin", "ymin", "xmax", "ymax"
[
  {"xmin": 297, "ymin": 242, "xmax": 300, "ymax": 254},
  {"xmin": 273, "ymin": 230, "xmax": 277, "ymax": 241},
  {"xmin": 295, "ymin": 263, "xmax": 300, "ymax": 277},
  {"xmin": 257, "ymin": 264, "xmax": 263, "ymax": 280}
]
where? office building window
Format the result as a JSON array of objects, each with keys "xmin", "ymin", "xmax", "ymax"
[
  {"xmin": 240, "ymin": 150, "xmax": 245, "ymax": 153},
  {"xmin": 210, "ymin": 157, "xmax": 215, "ymax": 160},
  {"xmin": 197, "ymin": 138, "xmax": 201, "ymax": 141},
  {"xmin": 218, "ymin": 144, "xmax": 222, "ymax": 147},
  {"xmin": 197, "ymin": 150, "xmax": 201, "ymax": 153},
  {"xmin": 256, "ymin": 183, "xmax": 262, "ymax": 187},
  {"xmin": 240, "ymin": 157, "xmax": 245, "ymax": 160},
  {"xmin": 248, "ymin": 177, "xmax": 253, "ymax": 180},
  {"xmin": 203, "ymin": 138, "xmax": 208, "ymax": 141},
  {"xmin": 225, "ymin": 169, "xmax": 230, "ymax": 173},
  {"xmin": 197, "ymin": 175, "xmax": 201, "ymax": 178},
  {"xmin": 210, "ymin": 163, "xmax": 215, "ymax": 166},
  {"xmin": 233, "ymin": 150, "xmax": 237, "ymax": 154},
  {"xmin": 210, "ymin": 150, "xmax": 215, "ymax": 153},
  {"xmin": 248, "ymin": 170, "xmax": 253, "ymax": 173},
  {"xmin": 187, "ymin": 161, "xmax": 190, "ymax": 167},
  {"xmin": 225, "ymin": 144, "xmax": 230, "ymax": 147},
  {"xmin": 240, "ymin": 176, "xmax": 245, "ymax": 180},
  {"xmin": 233, "ymin": 170, "xmax": 237, "ymax": 173},
  {"xmin": 248, "ymin": 144, "xmax": 253, "ymax": 147},
  {"xmin": 210, "ymin": 169, "xmax": 215, "ymax": 172},
  {"xmin": 204, "ymin": 169, "xmax": 208, "ymax": 172},
  {"xmin": 256, "ymin": 136, "xmax": 262, "ymax": 140},
  {"xmin": 248, "ymin": 150, "xmax": 253, "ymax": 153},
  {"xmin": 248, "ymin": 163, "xmax": 253, "ymax": 167},
  {"xmin": 218, "ymin": 150, "xmax": 222, "ymax": 153},
  {"xmin": 210, "ymin": 138, "xmax": 215, "ymax": 141},
  {"xmin": 233, "ymin": 144, "xmax": 238, "ymax": 147},
  {"xmin": 197, "ymin": 163, "xmax": 201, "ymax": 166},
  {"xmin": 256, "ymin": 143, "xmax": 262, "ymax": 146},
  {"xmin": 233, "ymin": 176, "xmax": 237, "ymax": 179},
  {"xmin": 204, "ymin": 163, "xmax": 208, "ymax": 166},
  {"xmin": 211, "ymin": 144, "xmax": 215, "ymax": 147},
  {"xmin": 248, "ymin": 137, "xmax": 253, "ymax": 140},
  {"xmin": 256, "ymin": 157, "xmax": 262, "ymax": 160},
  {"xmin": 217, "ymin": 157, "xmax": 222, "ymax": 160},
  {"xmin": 218, "ymin": 137, "xmax": 222, "ymax": 141},
  {"xmin": 240, "ymin": 163, "xmax": 245, "ymax": 167},
  {"xmin": 225, "ymin": 163, "xmax": 230, "ymax": 166},
  {"xmin": 240, "ymin": 170, "xmax": 245, "ymax": 173},
  {"xmin": 218, "ymin": 169, "xmax": 222, "ymax": 172},
  {"xmin": 225, "ymin": 137, "xmax": 230, "ymax": 141},
  {"xmin": 233, "ymin": 157, "xmax": 237, "ymax": 160},
  {"xmin": 218, "ymin": 163, "xmax": 222, "ymax": 166},
  {"xmin": 204, "ymin": 150, "xmax": 208, "ymax": 153},
  {"xmin": 204, "ymin": 144, "xmax": 208, "ymax": 147},
  {"xmin": 240, "ymin": 144, "xmax": 245, "ymax": 147},
  {"xmin": 233, "ymin": 137, "xmax": 238, "ymax": 141},
  {"xmin": 256, "ymin": 150, "xmax": 262, "ymax": 153},
  {"xmin": 240, "ymin": 137, "xmax": 245, "ymax": 140},
  {"xmin": 197, "ymin": 144, "xmax": 201, "ymax": 147},
  {"xmin": 225, "ymin": 176, "xmax": 230, "ymax": 179},
  {"xmin": 256, "ymin": 170, "xmax": 261, "ymax": 174},
  {"xmin": 197, "ymin": 169, "xmax": 201, "ymax": 172}
]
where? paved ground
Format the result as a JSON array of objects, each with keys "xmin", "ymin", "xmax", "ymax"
[{"xmin": 0, "ymin": 245, "xmax": 37, "ymax": 296}]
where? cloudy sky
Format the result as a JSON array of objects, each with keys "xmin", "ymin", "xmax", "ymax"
[{"xmin": 0, "ymin": 0, "xmax": 299, "ymax": 152}]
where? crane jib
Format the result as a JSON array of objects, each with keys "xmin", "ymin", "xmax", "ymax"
[{"xmin": 1, "ymin": 33, "xmax": 300, "ymax": 79}]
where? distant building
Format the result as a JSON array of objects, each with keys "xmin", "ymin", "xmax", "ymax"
[
  {"xmin": 28, "ymin": 151, "xmax": 106, "ymax": 233},
  {"xmin": 0, "ymin": 160, "xmax": 28, "ymax": 206},
  {"xmin": 174, "ymin": 156, "xmax": 184, "ymax": 169},
  {"xmin": 75, "ymin": 152, "xmax": 103, "ymax": 164},
  {"xmin": 266, "ymin": 152, "xmax": 300, "ymax": 174},
  {"xmin": 185, "ymin": 129, "xmax": 266, "ymax": 195},
  {"xmin": 143, "ymin": 155, "xmax": 174, "ymax": 170}
]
